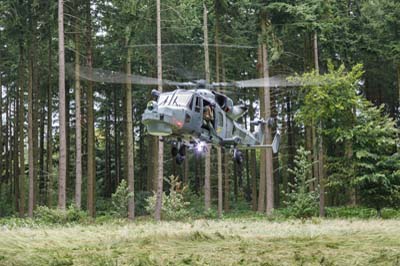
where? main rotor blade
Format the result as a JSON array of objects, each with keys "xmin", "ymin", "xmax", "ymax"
[
  {"xmin": 211, "ymin": 75, "xmax": 301, "ymax": 88},
  {"xmin": 66, "ymin": 63, "xmax": 196, "ymax": 87}
]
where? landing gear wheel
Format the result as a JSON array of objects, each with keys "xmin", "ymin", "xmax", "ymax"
[
  {"xmin": 178, "ymin": 145, "xmax": 186, "ymax": 156},
  {"xmin": 233, "ymin": 149, "xmax": 243, "ymax": 164},
  {"xmin": 171, "ymin": 147, "xmax": 178, "ymax": 157}
]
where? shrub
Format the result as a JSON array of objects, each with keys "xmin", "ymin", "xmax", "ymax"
[
  {"xmin": 325, "ymin": 206, "xmax": 376, "ymax": 219},
  {"xmin": 111, "ymin": 179, "xmax": 134, "ymax": 218},
  {"xmin": 34, "ymin": 205, "xmax": 88, "ymax": 224},
  {"xmin": 145, "ymin": 175, "xmax": 190, "ymax": 220},
  {"xmin": 284, "ymin": 147, "xmax": 319, "ymax": 219}
]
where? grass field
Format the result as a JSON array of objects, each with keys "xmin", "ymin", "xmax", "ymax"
[{"xmin": 1, "ymin": 219, "xmax": 400, "ymax": 265}]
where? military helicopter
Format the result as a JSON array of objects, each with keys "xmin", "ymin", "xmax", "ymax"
[
  {"xmin": 142, "ymin": 82, "xmax": 280, "ymax": 164},
  {"xmin": 70, "ymin": 64, "xmax": 302, "ymax": 165}
]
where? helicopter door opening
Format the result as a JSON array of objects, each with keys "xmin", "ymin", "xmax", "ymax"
[
  {"xmin": 189, "ymin": 96, "xmax": 202, "ymax": 134},
  {"xmin": 202, "ymin": 99, "xmax": 215, "ymax": 132}
]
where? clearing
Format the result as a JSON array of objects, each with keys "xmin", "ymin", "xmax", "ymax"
[{"xmin": 0, "ymin": 219, "xmax": 400, "ymax": 265}]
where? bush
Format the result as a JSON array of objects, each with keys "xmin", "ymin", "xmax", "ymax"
[
  {"xmin": 111, "ymin": 180, "xmax": 134, "ymax": 218},
  {"xmin": 135, "ymin": 191, "xmax": 152, "ymax": 216},
  {"xmin": 34, "ymin": 205, "xmax": 88, "ymax": 225},
  {"xmin": 325, "ymin": 206, "xmax": 376, "ymax": 219},
  {"xmin": 145, "ymin": 175, "xmax": 190, "ymax": 220},
  {"xmin": 284, "ymin": 147, "xmax": 319, "ymax": 219},
  {"xmin": 326, "ymin": 206, "xmax": 400, "ymax": 219}
]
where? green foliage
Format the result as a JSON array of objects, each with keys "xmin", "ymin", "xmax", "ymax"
[
  {"xmin": 326, "ymin": 207, "xmax": 400, "ymax": 219},
  {"xmin": 145, "ymin": 175, "xmax": 190, "ymax": 220},
  {"xmin": 295, "ymin": 63, "xmax": 364, "ymax": 134},
  {"xmin": 284, "ymin": 147, "xmax": 319, "ymax": 219},
  {"xmin": 135, "ymin": 191, "xmax": 152, "ymax": 216},
  {"xmin": 34, "ymin": 205, "xmax": 88, "ymax": 225},
  {"xmin": 351, "ymin": 102, "xmax": 400, "ymax": 214},
  {"xmin": 111, "ymin": 180, "xmax": 134, "ymax": 218}
]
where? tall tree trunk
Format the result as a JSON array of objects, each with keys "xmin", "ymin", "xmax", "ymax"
[
  {"xmin": 105, "ymin": 106, "xmax": 111, "ymax": 196},
  {"xmin": 203, "ymin": 2, "xmax": 211, "ymax": 211},
  {"xmin": 74, "ymin": 21, "xmax": 82, "ymax": 208},
  {"xmin": 286, "ymin": 94, "xmax": 295, "ymax": 187},
  {"xmin": 18, "ymin": 45, "xmax": 25, "ymax": 216},
  {"xmin": 46, "ymin": 32, "xmax": 53, "ymax": 207},
  {"xmin": 86, "ymin": 0, "xmax": 96, "ymax": 217},
  {"xmin": 114, "ymin": 90, "xmax": 121, "ymax": 189},
  {"xmin": 39, "ymin": 90, "xmax": 45, "ymax": 205},
  {"xmin": 28, "ymin": 47, "xmax": 36, "ymax": 217},
  {"xmin": 249, "ymin": 105, "xmax": 258, "ymax": 211},
  {"xmin": 313, "ymin": 32, "xmax": 325, "ymax": 217},
  {"xmin": 125, "ymin": 43, "xmax": 135, "ymax": 220},
  {"xmin": 65, "ymin": 81, "xmax": 70, "ymax": 197},
  {"xmin": 57, "ymin": 0, "xmax": 67, "ymax": 210},
  {"xmin": 5, "ymin": 89, "xmax": 12, "ymax": 210},
  {"xmin": 13, "ymin": 94, "xmax": 19, "ymax": 211},
  {"xmin": 313, "ymin": 32, "xmax": 319, "ymax": 74},
  {"xmin": 215, "ymin": 15, "xmax": 223, "ymax": 216},
  {"xmin": 217, "ymin": 147, "xmax": 222, "ymax": 217},
  {"xmin": 261, "ymin": 19, "xmax": 274, "ymax": 216},
  {"xmin": 318, "ymin": 129, "xmax": 325, "ymax": 217},
  {"xmin": 154, "ymin": 0, "xmax": 164, "ymax": 221},
  {"xmin": 257, "ymin": 43, "xmax": 266, "ymax": 213}
]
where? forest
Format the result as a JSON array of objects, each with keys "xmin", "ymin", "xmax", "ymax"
[{"xmin": 0, "ymin": 0, "xmax": 400, "ymax": 265}]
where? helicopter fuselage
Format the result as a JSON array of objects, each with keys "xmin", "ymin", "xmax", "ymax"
[{"xmin": 142, "ymin": 88, "xmax": 263, "ymax": 149}]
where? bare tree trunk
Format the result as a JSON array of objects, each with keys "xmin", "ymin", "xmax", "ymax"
[
  {"xmin": 203, "ymin": 2, "xmax": 211, "ymax": 211},
  {"xmin": 46, "ymin": 32, "xmax": 53, "ymax": 207},
  {"xmin": 18, "ymin": 45, "xmax": 25, "ymax": 216},
  {"xmin": 312, "ymin": 124, "xmax": 318, "ymax": 189},
  {"xmin": 257, "ymin": 43, "xmax": 265, "ymax": 213},
  {"xmin": 74, "ymin": 21, "xmax": 82, "ymax": 208},
  {"xmin": 313, "ymin": 32, "xmax": 325, "ymax": 217},
  {"xmin": 261, "ymin": 20, "xmax": 274, "ymax": 215},
  {"xmin": 28, "ymin": 47, "xmax": 36, "ymax": 217},
  {"xmin": 154, "ymin": 0, "xmax": 164, "ymax": 221},
  {"xmin": 126, "ymin": 43, "xmax": 135, "ymax": 220},
  {"xmin": 14, "ymin": 96, "xmax": 20, "ymax": 210},
  {"xmin": 249, "ymin": 105, "xmax": 257, "ymax": 211},
  {"xmin": 86, "ymin": 0, "xmax": 95, "ymax": 217},
  {"xmin": 217, "ymin": 147, "xmax": 222, "ymax": 217},
  {"xmin": 318, "ymin": 129, "xmax": 325, "ymax": 217},
  {"xmin": 105, "ymin": 107, "xmax": 111, "ymax": 196},
  {"xmin": 313, "ymin": 32, "xmax": 319, "ymax": 74},
  {"xmin": 57, "ymin": 0, "xmax": 67, "ymax": 210},
  {"xmin": 288, "ymin": 96, "xmax": 295, "ymax": 185},
  {"xmin": 214, "ymin": 9, "xmax": 223, "ymax": 216},
  {"xmin": 114, "ymin": 90, "xmax": 120, "ymax": 189},
  {"xmin": 39, "ymin": 91, "xmax": 45, "ymax": 205}
]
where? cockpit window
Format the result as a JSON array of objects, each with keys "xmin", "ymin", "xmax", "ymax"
[
  {"xmin": 158, "ymin": 92, "xmax": 192, "ymax": 107},
  {"xmin": 170, "ymin": 93, "xmax": 192, "ymax": 107},
  {"xmin": 158, "ymin": 93, "xmax": 172, "ymax": 106}
]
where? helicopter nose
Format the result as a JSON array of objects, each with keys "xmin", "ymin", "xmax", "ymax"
[
  {"xmin": 145, "ymin": 121, "xmax": 173, "ymax": 136},
  {"xmin": 142, "ymin": 106, "xmax": 186, "ymax": 136}
]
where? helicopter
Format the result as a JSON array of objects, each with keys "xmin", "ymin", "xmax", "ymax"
[
  {"xmin": 69, "ymin": 64, "xmax": 304, "ymax": 165},
  {"xmin": 142, "ymin": 82, "xmax": 281, "ymax": 165}
]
